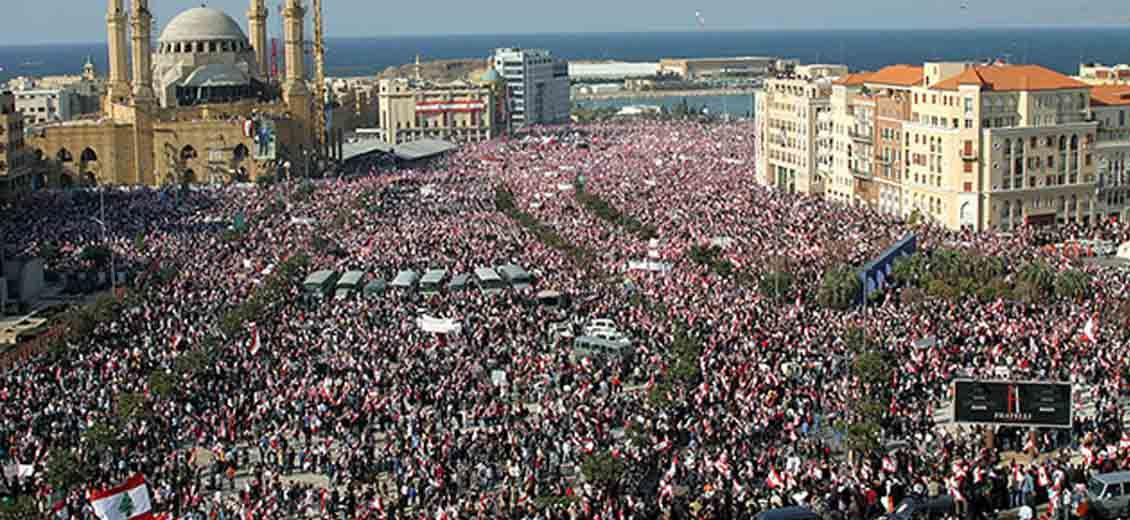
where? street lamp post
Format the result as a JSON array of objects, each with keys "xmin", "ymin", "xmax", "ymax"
[{"xmin": 90, "ymin": 189, "xmax": 115, "ymax": 292}]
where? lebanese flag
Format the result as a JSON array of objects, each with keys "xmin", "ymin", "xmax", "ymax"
[
  {"xmin": 882, "ymin": 456, "xmax": 897, "ymax": 474},
  {"xmin": 1082, "ymin": 317, "xmax": 1097, "ymax": 343},
  {"xmin": 767, "ymin": 467, "xmax": 784, "ymax": 489},
  {"xmin": 170, "ymin": 334, "xmax": 183, "ymax": 350},
  {"xmin": 248, "ymin": 323, "xmax": 261, "ymax": 355},
  {"xmin": 88, "ymin": 474, "xmax": 153, "ymax": 520}
]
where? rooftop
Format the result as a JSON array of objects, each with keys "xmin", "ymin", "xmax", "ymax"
[
  {"xmin": 1090, "ymin": 85, "xmax": 1130, "ymax": 106},
  {"xmin": 865, "ymin": 65, "xmax": 925, "ymax": 87},
  {"xmin": 160, "ymin": 7, "xmax": 247, "ymax": 43},
  {"xmin": 931, "ymin": 64, "xmax": 1088, "ymax": 92}
]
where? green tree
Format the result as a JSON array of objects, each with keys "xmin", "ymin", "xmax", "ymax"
[
  {"xmin": 1018, "ymin": 261, "xmax": 1055, "ymax": 297},
  {"xmin": 759, "ymin": 270, "xmax": 794, "ymax": 301},
  {"xmin": 80, "ymin": 245, "xmax": 112, "ymax": 265},
  {"xmin": 818, "ymin": 265, "xmax": 862, "ymax": 310},
  {"xmin": 81, "ymin": 421, "xmax": 120, "ymax": 452},
  {"xmin": 581, "ymin": 451, "xmax": 625, "ymax": 492},
  {"xmin": 1054, "ymin": 269, "xmax": 1090, "ymax": 300},
  {"xmin": 43, "ymin": 448, "xmax": 89, "ymax": 492},
  {"xmin": 148, "ymin": 371, "xmax": 176, "ymax": 398},
  {"xmin": 115, "ymin": 392, "xmax": 149, "ymax": 420},
  {"xmin": 0, "ymin": 495, "xmax": 39, "ymax": 519}
]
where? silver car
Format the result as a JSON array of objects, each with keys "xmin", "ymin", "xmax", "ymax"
[{"xmin": 1087, "ymin": 471, "xmax": 1130, "ymax": 519}]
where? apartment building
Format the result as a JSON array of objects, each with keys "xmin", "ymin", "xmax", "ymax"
[
  {"xmin": 377, "ymin": 77, "xmax": 500, "ymax": 145},
  {"xmin": 768, "ymin": 60, "xmax": 1108, "ymax": 231},
  {"xmin": 0, "ymin": 92, "xmax": 32, "ymax": 197},
  {"xmin": 754, "ymin": 66, "xmax": 845, "ymax": 195},
  {"xmin": 1077, "ymin": 63, "xmax": 1130, "ymax": 85},
  {"xmin": 1089, "ymin": 85, "xmax": 1130, "ymax": 222},
  {"xmin": 491, "ymin": 48, "xmax": 570, "ymax": 128},
  {"xmin": 823, "ymin": 65, "xmax": 929, "ymax": 214}
]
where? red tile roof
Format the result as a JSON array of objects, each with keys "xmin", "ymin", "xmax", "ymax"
[
  {"xmin": 864, "ymin": 65, "xmax": 924, "ymax": 87},
  {"xmin": 931, "ymin": 65, "xmax": 1088, "ymax": 92},
  {"xmin": 833, "ymin": 72, "xmax": 872, "ymax": 86},
  {"xmin": 1090, "ymin": 85, "xmax": 1130, "ymax": 106}
]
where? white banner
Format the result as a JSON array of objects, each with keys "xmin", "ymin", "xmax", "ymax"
[
  {"xmin": 416, "ymin": 315, "xmax": 462, "ymax": 335},
  {"xmin": 2, "ymin": 464, "xmax": 34, "ymax": 479}
]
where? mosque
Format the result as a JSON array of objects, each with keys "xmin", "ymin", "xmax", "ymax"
[{"xmin": 26, "ymin": 0, "xmax": 337, "ymax": 186}]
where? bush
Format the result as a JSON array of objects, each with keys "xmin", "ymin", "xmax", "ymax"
[
  {"xmin": 80, "ymin": 245, "xmax": 112, "ymax": 265},
  {"xmin": 759, "ymin": 271, "xmax": 794, "ymax": 300},
  {"xmin": 581, "ymin": 451, "xmax": 625, "ymax": 490},
  {"xmin": 256, "ymin": 174, "xmax": 276, "ymax": 187},
  {"xmin": 1054, "ymin": 269, "xmax": 1090, "ymax": 300}
]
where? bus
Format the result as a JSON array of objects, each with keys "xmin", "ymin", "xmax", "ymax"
[
  {"xmin": 390, "ymin": 270, "xmax": 420, "ymax": 290},
  {"xmin": 303, "ymin": 270, "xmax": 338, "ymax": 299},
  {"xmin": 335, "ymin": 270, "xmax": 365, "ymax": 300},
  {"xmin": 497, "ymin": 264, "xmax": 533, "ymax": 290},
  {"xmin": 420, "ymin": 269, "xmax": 448, "ymax": 296},
  {"xmin": 474, "ymin": 267, "xmax": 507, "ymax": 295}
]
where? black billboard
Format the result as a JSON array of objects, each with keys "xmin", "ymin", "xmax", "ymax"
[{"xmin": 953, "ymin": 380, "xmax": 1073, "ymax": 428}]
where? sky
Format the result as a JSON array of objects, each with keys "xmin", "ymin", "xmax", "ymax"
[{"xmin": 0, "ymin": 0, "xmax": 1127, "ymax": 45}]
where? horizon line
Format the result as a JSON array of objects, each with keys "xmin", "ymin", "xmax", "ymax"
[{"xmin": 1, "ymin": 23, "xmax": 1127, "ymax": 48}]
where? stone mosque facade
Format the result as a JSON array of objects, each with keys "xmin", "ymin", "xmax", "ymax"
[{"xmin": 27, "ymin": 0, "xmax": 325, "ymax": 186}]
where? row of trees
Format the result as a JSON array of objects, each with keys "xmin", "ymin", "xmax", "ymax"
[
  {"xmin": 816, "ymin": 247, "xmax": 1093, "ymax": 311},
  {"xmin": 687, "ymin": 244, "xmax": 753, "ymax": 285},
  {"xmin": 495, "ymin": 186, "xmax": 594, "ymax": 268},
  {"xmin": 838, "ymin": 327, "xmax": 894, "ymax": 457},
  {"xmin": 890, "ymin": 249, "xmax": 1091, "ymax": 305},
  {"xmin": 219, "ymin": 253, "xmax": 310, "ymax": 337},
  {"xmin": 574, "ymin": 188, "xmax": 658, "ymax": 241}
]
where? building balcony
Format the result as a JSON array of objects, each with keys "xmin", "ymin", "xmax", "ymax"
[
  {"xmin": 961, "ymin": 149, "xmax": 978, "ymax": 161},
  {"xmin": 849, "ymin": 131, "xmax": 872, "ymax": 143},
  {"xmin": 851, "ymin": 167, "xmax": 873, "ymax": 178}
]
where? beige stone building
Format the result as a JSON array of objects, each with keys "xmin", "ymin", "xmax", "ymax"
[
  {"xmin": 1088, "ymin": 85, "xmax": 1130, "ymax": 222},
  {"xmin": 376, "ymin": 72, "xmax": 504, "ymax": 145},
  {"xmin": 767, "ymin": 60, "xmax": 1112, "ymax": 231},
  {"xmin": 1077, "ymin": 63, "xmax": 1130, "ymax": 85},
  {"xmin": 0, "ymin": 92, "xmax": 34, "ymax": 195},
  {"xmin": 23, "ymin": 0, "xmax": 334, "ymax": 190},
  {"xmin": 754, "ymin": 68, "xmax": 843, "ymax": 195}
]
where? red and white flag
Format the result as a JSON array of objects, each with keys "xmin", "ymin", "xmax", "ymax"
[
  {"xmin": 882, "ymin": 456, "xmax": 897, "ymax": 474},
  {"xmin": 1082, "ymin": 317, "xmax": 1097, "ymax": 343},
  {"xmin": 767, "ymin": 467, "xmax": 784, "ymax": 489},
  {"xmin": 88, "ymin": 474, "xmax": 153, "ymax": 520},
  {"xmin": 248, "ymin": 323, "xmax": 261, "ymax": 356}
]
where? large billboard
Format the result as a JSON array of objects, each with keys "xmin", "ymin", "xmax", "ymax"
[
  {"xmin": 953, "ymin": 380, "xmax": 1073, "ymax": 428},
  {"xmin": 858, "ymin": 233, "xmax": 917, "ymax": 304}
]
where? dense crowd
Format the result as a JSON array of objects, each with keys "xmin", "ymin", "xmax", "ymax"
[{"xmin": 1, "ymin": 120, "xmax": 1129, "ymax": 519}]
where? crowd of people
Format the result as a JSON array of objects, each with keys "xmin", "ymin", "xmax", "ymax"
[{"xmin": 0, "ymin": 119, "xmax": 1129, "ymax": 519}]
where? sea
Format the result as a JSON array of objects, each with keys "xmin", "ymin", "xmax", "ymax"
[{"xmin": 3, "ymin": 27, "xmax": 1130, "ymax": 117}]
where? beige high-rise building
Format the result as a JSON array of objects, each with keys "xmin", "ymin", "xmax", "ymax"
[
  {"xmin": 827, "ymin": 65, "xmax": 925, "ymax": 213},
  {"xmin": 754, "ymin": 66, "xmax": 845, "ymax": 195}
]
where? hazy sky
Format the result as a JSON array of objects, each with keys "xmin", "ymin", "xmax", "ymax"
[{"xmin": 0, "ymin": 0, "xmax": 1127, "ymax": 45}]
